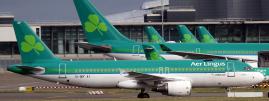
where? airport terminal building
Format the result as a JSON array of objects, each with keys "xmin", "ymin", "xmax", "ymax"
[{"xmin": 1, "ymin": 0, "xmax": 269, "ymax": 56}]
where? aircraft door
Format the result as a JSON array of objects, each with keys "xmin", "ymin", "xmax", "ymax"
[
  {"xmin": 227, "ymin": 62, "xmax": 235, "ymax": 77},
  {"xmin": 132, "ymin": 45, "xmax": 140, "ymax": 56},
  {"xmin": 196, "ymin": 48, "xmax": 201, "ymax": 53},
  {"xmin": 165, "ymin": 67, "xmax": 169, "ymax": 74},
  {"xmin": 58, "ymin": 63, "xmax": 67, "ymax": 78},
  {"xmin": 159, "ymin": 67, "xmax": 164, "ymax": 74}
]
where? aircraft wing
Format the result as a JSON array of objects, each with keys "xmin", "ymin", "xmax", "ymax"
[
  {"xmin": 167, "ymin": 51, "xmax": 257, "ymax": 62},
  {"xmin": 75, "ymin": 42, "xmax": 111, "ymax": 53},
  {"xmin": 120, "ymin": 70, "xmax": 184, "ymax": 82}
]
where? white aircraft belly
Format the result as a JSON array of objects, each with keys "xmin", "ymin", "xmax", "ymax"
[{"xmin": 31, "ymin": 72, "xmax": 264, "ymax": 88}]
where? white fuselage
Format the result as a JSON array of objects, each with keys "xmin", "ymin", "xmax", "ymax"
[{"xmin": 32, "ymin": 72, "xmax": 264, "ymax": 89}]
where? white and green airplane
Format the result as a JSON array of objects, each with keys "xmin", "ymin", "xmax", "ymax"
[
  {"xmin": 8, "ymin": 20, "xmax": 265, "ymax": 98},
  {"xmin": 144, "ymin": 25, "xmax": 218, "ymax": 43},
  {"xmin": 196, "ymin": 26, "xmax": 218, "ymax": 43},
  {"xmin": 176, "ymin": 25, "xmax": 200, "ymax": 43},
  {"xmin": 144, "ymin": 26, "xmax": 166, "ymax": 43},
  {"xmin": 142, "ymin": 44, "xmax": 269, "ymax": 81},
  {"xmin": 73, "ymin": 0, "xmax": 269, "ymax": 68}
]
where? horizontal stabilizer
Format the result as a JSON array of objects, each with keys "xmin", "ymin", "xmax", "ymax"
[
  {"xmin": 75, "ymin": 42, "xmax": 111, "ymax": 53},
  {"xmin": 16, "ymin": 66, "xmax": 45, "ymax": 74}
]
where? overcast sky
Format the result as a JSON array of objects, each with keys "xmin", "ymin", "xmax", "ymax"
[{"xmin": 0, "ymin": 0, "xmax": 146, "ymax": 22}]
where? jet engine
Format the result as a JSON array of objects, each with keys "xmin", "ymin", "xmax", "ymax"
[
  {"xmin": 117, "ymin": 80, "xmax": 143, "ymax": 89},
  {"xmin": 153, "ymin": 81, "xmax": 192, "ymax": 96}
]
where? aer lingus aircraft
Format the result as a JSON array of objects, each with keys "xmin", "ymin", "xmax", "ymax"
[
  {"xmin": 144, "ymin": 26, "xmax": 166, "ymax": 43},
  {"xmin": 73, "ymin": 0, "xmax": 269, "ymax": 67},
  {"xmin": 142, "ymin": 44, "xmax": 269, "ymax": 81},
  {"xmin": 144, "ymin": 25, "xmax": 217, "ymax": 44},
  {"xmin": 8, "ymin": 20, "xmax": 265, "ymax": 98},
  {"xmin": 196, "ymin": 26, "xmax": 218, "ymax": 43},
  {"xmin": 176, "ymin": 25, "xmax": 200, "ymax": 43}
]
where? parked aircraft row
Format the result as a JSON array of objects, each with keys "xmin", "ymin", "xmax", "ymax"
[
  {"xmin": 7, "ymin": 0, "xmax": 269, "ymax": 99},
  {"xmin": 144, "ymin": 25, "xmax": 217, "ymax": 44},
  {"xmin": 73, "ymin": 0, "xmax": 269, "ymax": 68}
]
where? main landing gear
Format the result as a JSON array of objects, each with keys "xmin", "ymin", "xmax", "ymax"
[
  {"xmin": 137, "ymin": 88, "xmax": 150, "ymax": 98},
  {"xmin": 225, "ymin": 87, "xmax": 231, "ymax": 92}
]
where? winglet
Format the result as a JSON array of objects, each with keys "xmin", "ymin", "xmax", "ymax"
[{"xmin": 142, "ymin": 44, "xmax": 165, "ymax": 60}]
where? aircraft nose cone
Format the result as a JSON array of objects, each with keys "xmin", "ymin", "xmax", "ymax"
[
  {"xmin": 265, "ymin": 76, "xmax": 269, "ymax": 81},
  {"xmin": 256, "ymin": 73, "xmax": 266, "ymax": 83}
]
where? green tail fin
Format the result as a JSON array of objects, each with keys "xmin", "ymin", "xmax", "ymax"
[
  {"xmin": 13, "ymin": 21, "xmax": 60, "ymax": 63},
  {"xmin": 73, "ymin": 0, "xmax": 133, "ymax": 43},
  {"xmin": 176, "ymin": 25, "xmax": 199, "ymax": 43},
  {"xmin": 142, "ymin": 44, "xmax": 165, "ymax": 60},
  {"xmin": 197, "ymin": 26, "xmax": 218, "ymax": 43},
  {"xmin": 144, "ymin": 26, "xmax": 165, "ymax": 43}
]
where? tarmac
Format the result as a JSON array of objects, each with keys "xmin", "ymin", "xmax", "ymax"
[
  {"xmin": 0, "ymin": 72, "xmax": 230, "ymax": 100},
  {"xmin": 0, "ymin": 92, "xmax": 227, "ymax": 101},
  {"xmin": 1, "ymin": 70, "xmax": 268, "ymax": 101}
]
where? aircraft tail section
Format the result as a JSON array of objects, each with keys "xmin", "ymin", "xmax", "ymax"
[
  {"xmin": 73, "ymin": 0, "xmax": 133, "ymax": 43},
  {"xmin": 142, "ymin": 44, "xmax": 165, "ymax": 60},
  {"xmin": 13, "ymin": 21, "xmax": 61, "ymax": 63},
  {"xmin": 144, "ymin": 26, "xmax": 165, "ymax": 43},
  {"xmin": 197, "ymin": 26, "xmax": 217, "ymax": 43},
  {"xmin": 176, "ymin": 25, "xmax": 199, "ymax": 43}
]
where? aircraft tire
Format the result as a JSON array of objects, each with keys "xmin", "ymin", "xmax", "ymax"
[{"xmin": 137, "ymin": 93, "xmax": 150, "ymax": 98}]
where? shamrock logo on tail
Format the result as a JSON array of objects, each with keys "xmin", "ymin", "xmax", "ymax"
[
  {"xmin": 21, "ymin": 35, "xmax": 44, "ymax": 54},
  {"xmin": 202, "ymin": 34, "xmax": 212, "ymax": 42},
  {"xmin": 182, "ymin": 34, "xmax": 193, "ymax": 42},
  {"xmin": 150, "ymin": 51, "xmax": 159, "ymax": 59},
  {"xmin": 84, "ymin": 14, "xmax": 108, "ymax": 35},
  {"xmin": 151, "ymin": 34, "xmax": 161, "ymax": 43}
]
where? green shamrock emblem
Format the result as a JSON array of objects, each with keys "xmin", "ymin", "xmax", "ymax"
[
  {"xmin": 21, "ymin": 35, "xmax": 44, "ymax": 54},
  {"xmin": 182, "ymin": 34, "xmax": 194, "ymax": 42},
  {"xmin": 202, "ymin": 34, "xmax": 212, "ymax": 42},
  {"xmin": 151, "ymin": 34, "xmax": 160, "ymax": 43},
  {"xmin": 150, "ymin": 52, "xmax": 159, "ymax": 59},
  {"xmin": 84, "ymin": 14, "xmax": 108, "ymax": 35}
]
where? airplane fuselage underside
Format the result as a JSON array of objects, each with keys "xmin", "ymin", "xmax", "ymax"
[{"xmin": 32, "ymin": 72, "xmax": 263, "ymax": 88}]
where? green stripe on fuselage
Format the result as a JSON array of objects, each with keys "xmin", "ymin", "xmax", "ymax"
[{"xmin": 10, "ymin": 60, "xmax": 251, "ymax": 75}]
